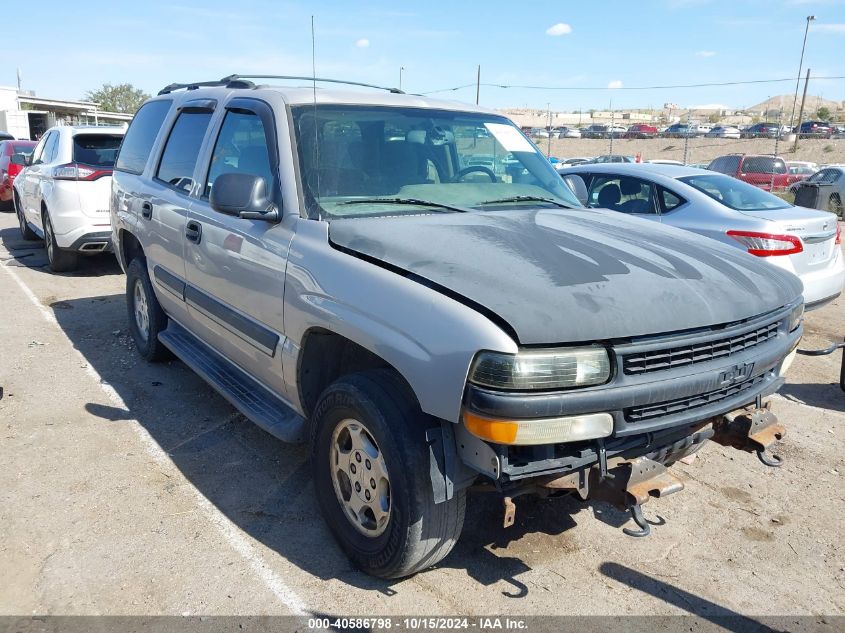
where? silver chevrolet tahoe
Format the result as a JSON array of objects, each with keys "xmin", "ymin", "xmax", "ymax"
[{"xmin": 111, "ymin": 75, "xmax": 804, "ymax": 578}]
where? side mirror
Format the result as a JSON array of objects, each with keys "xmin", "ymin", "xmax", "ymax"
[
  {"xmin": 562, "ymin": 174, "xmax": 589, "ymax": 206},
  {"xmin": 209, "ymin": 173, "xmax": 280, "ymax": 222},
  {"xmin": 10, "ymin": 153, "xmax": 29, "ymax": 166}
]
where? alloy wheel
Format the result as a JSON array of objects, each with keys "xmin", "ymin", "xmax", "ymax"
[{"xmin": 330, "ymin": 418, "xmax": 391, "ymax": 537}]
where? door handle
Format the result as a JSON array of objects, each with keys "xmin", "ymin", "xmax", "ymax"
[
  {"xmin": 141, "ymin": 201, "xmax": 153, "ymax": 220},
  {"xmin": 186, "ymin": 220, "xmax": 202, "ymax": 244}
]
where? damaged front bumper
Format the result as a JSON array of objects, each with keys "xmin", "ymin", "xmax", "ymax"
[{"xmin": 473, "ymin": 404, "xmax": 787, "ymax": 536}]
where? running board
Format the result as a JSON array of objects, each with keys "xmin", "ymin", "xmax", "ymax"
[{"xmin": 159, "ymin": 322, "xmax": 307, "ymax": 443}]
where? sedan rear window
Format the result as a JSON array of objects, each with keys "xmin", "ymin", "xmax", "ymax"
[
  {"xmin": 73, "ymin": 134, "xmax": 123, "ymax": 167},
  {"xmin": 679, "ymin": 174, "xmax": 791, "ymax": 211}
]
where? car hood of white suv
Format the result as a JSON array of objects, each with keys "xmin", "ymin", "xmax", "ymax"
[{"xmin": 329, "ymin": 208, "xmax": 803, "ymax": 344}]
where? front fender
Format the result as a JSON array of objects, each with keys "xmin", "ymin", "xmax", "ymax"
[{"xmin": 283, "ymin": 219, "xmax": 517, "ymax": 423}]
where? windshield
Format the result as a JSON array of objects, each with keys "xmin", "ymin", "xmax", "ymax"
[
  {"xmin": 291, "ymin": 105, "xmax": 581, "ymax": 218},
  {"xmin": 679, "ymin": 174, "xmax": 791, "ymax": 211}
]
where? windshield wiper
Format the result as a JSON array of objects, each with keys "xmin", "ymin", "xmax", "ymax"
[
  {"xmin": 340, "ymin": 197, "xmax": 470, "ymax": 213},
  {"xmin": 478, "ymin": 195, "xmax": 574, "ymax": 209}
]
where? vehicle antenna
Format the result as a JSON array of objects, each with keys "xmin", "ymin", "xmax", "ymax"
[{"xmin": 311, "ymin": 15, "xmax": 322, "ymax": 221}]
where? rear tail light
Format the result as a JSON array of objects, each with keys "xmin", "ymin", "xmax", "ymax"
[
  {"xmin": 52, "ymin": 163, "xmax": 112, "ymax": 181},
  {"xmin": 836, "ymin": 224, "xmax": 841, "ymax": 245},
  {"xmin": 726, "ymin": 230, "xmax": 803, "ymax": 257}
]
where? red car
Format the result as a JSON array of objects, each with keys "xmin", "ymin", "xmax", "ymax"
[
  {"xmin": 706, "ymin": 153, "xmax": 790, "ymax": 191},
  {"xmin": 624, "ymin": 123, "xmax": 658, "ymax": 139},
  {"xmin": 0, "ymin": 140, "xmax": 36, "ymax": 210}
]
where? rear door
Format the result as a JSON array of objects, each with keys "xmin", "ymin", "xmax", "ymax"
[
  {"xmin": 21, "ymin": 131, "xmax": 59, "ymax": 230},
  {"xmin": 141, "ymin": 100, "xmax": 216, "ymax": 321},
  {"xmin": 183, "ymin": 97, "xmax": 292, "ymax": 394}
]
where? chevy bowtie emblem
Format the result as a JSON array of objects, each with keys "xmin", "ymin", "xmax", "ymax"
[{"xmin": 718, "ymin": 362, "xmax": 754, "ymax": 387}]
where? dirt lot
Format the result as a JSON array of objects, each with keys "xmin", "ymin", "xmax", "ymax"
[
  {"xmin": 545, "ymin": 136, "xmax": 845, "ymax": 166},
  {"xmin": 1, "ymin": 211, "xmax": 844, "ymax": 622}
]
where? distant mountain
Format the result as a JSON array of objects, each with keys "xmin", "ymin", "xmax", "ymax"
[{"xmin": 746, "ymin": 94, "xmax": 842, "ymax": 114}]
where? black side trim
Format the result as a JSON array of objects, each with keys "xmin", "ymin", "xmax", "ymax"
[
  {"xmin": 184, "ymin": 285, "xmax": 279, "ymax": 355},
  {"xmin": 806, "ymin": 292, "xmax": 840, "ymax": 312},
  {"xmin": 153, "ymin": 265, "xmax": 186, "ymax": 299}
]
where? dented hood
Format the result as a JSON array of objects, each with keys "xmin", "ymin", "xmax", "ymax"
[{"xmin": 329, "ymin": 209, "xmax": 803, "ymax": 344}]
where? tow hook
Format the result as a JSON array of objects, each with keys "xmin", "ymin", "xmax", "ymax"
[
  {"xmin": 589, "ymin": 456, "xmax": 681, "ymax": 538},
  {"xmin": 711, "ymin": 406, "xmax": 786, "ymax": 468}
]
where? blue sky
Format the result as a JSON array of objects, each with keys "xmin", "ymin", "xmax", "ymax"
[{"xmin": 8, "ymin": 0, "xmax": 845, "ymax": 112}]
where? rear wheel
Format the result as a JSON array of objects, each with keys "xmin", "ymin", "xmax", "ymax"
[
  {"xmin": 15, "ymin": 193, "xmax": 37, "ymax": 240},
  {"xmin": 43, "ymin": 210, "xmax": 78, "ymax": 272},
  {"xmin": 829, "ymin": 193, "xmax": 843, "ymax": 218},
  {"xmin": 126, "ymin": 257, "xmax": 171, "ymax": 362},
  {"xmin": 311, "ymin": 369, "xmax": 465, "ymax": 578}
]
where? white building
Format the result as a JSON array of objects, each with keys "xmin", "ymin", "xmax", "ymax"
[{"xmin": 0, "ymin": 86, "xmax": 132, "ymax": 140}]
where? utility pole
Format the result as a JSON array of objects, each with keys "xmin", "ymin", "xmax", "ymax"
[
  {"xmin": 683, "ymin": 109, "xmax": 691, "ymax": 166},
  {"xmin": 790, "ymin": 16, "xmax": 815, "ymax": 129},
  {"xmin": 399, "ymin": 67, "xmax": 404, "ymax": 91},
  {"xmin": 547, "ymin": 102, "xmax": 552, "ymax": 157},
  {"xmin": 793, "ymin": 68, "xmax": 811, "ymax": 153},
  {"xmin": 771, "ymin": 106, "xmax": 783, "ymax": 192},
  {"xmin": 475, "ymin": 65, "xmax": 481, "ymax": 105},
  {"xmin": 609, "ymin": 99, "xmax": 614, "ymax": 155}
]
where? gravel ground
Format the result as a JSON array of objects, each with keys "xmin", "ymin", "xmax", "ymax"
[{"xmin": 0, "ymin": 210, "xmax": 843, "ymax": 623}]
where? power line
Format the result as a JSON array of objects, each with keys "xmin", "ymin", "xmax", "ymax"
[{"xmin": 420, "ymin": 75, "xmax": 845, "ymax": 95}]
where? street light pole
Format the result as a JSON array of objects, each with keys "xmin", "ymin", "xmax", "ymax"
[
  {"xmin": 399, "ymin": 67, "xmax": 404, "ymax": 91},
  {"xmin": 789, "ymin": 15, "xmax": 815, "ymax": 130}
]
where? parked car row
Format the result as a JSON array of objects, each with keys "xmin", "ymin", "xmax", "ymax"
[{"xmin": 525, "ymin": 119, "xmax": 844, "ymax": 140}]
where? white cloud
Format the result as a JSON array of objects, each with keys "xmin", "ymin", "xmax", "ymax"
[
  {"xmin": 546, "ymin": 23, "xmax": 573, "ymax": 36},
  {"xmin": 695, "ymin": 50, "xmax": 717, "ymax": 57},
  {"xmin": 812, "ymin": 23, "xmax": 845, "ymax": 33},
  {"xmin": 607, "ymin": 80, "xmax": 623, "ymax": 89},
  {"xmin": 354, "ymin": 38, "xmax": 370, "ymax": 48}
]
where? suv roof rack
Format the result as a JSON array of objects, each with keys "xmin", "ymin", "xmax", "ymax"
[{"xmin": 157, "ymin": 74, "xmax": 404, "ymax": 96}]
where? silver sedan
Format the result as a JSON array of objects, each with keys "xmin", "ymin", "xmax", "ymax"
[{"xmin": 564, "ymin": 163, "xmax": 845, "ymax": 309}]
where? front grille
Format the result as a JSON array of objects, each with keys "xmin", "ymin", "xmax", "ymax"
[
  {"xmin": 625, "ymin": 374, "xmax": 766, "ymax": 423},
  {"xmin": 623, "ymin": 321, "xmax": 779, "ymax": 376}
]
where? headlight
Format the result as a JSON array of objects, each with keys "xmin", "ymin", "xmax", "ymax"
[
  {"xmin": 787, "ymin": 302, "xmax": 804, "ymax": 333},
  {"xmin": 469, "ymin": 346, "xmax": 611, "ymax": 390}
]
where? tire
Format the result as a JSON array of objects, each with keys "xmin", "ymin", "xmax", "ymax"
[
  {"xmin": 829, "ymin": 193, "xmax": 843, "ymax": 218},
  {"xmin": 43, "ymin": 210, "xmax": 78, "ymax": 272},
  {"xmin": 126, "ymin": 257, "xmax": 171, "ymax": 362},
  {"xmin": 0, "ymin": 198, "xmax": 12, "ymax": 212},
  {"xmin": 311, "ymin": 369, "xmax": 465, "ymax": 578},
  {"xmin": 15, "ymin": 193, "xmax": 37, "ymax": 240}
]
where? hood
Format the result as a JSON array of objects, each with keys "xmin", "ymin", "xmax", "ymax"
[{"xmin": 329, "ymin": 209, "xmax": 803, "ymax": 345}]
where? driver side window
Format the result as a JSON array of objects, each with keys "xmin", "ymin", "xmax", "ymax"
[{"xmin": 205, "ymin": 110, "xmax": 274, "ymax": 199}]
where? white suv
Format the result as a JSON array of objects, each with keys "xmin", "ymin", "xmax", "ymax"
[{"xmin": 13, "ymin": 125, "xmax": 125, "ymax": 271}]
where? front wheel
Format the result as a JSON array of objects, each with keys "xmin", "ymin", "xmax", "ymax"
[
  {"xmin": 311, "ymin": 369, "xmax": 465, "ymax": 578},
  {"xmin": 15, "ymin": 193, "xmax": 37, "ymax": 240}
]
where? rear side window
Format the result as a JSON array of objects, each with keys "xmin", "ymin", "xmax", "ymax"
[
  {"xmin": 73, "ymin": 134, "xmax": 123, "ymax": 167},
  {"xmin": 115, "ymin": 100, "xmax": 172, "ymax": 175},
  {"xmin": 742, "ymin": 156, "xmax": 786, "ymax": 174},
  {"xmin": 659, "ymin": 187, "xmax": 685, "ymax": 212},
  {"xmin": 156, "ymin": 110, "xmax": 214, "ymax": 193}
]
